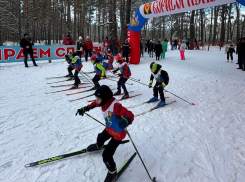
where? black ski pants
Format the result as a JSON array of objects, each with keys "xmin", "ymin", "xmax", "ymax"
[
  {"xmin": 67, "ymin": 65, "xmax": 74, "ymax": 76},
  {"xmin": 24, "ymin": 53, "xmax": 37, "ymax": 66},
  {"xmin": 227, "ymin": 52, "xmax": 233, "ymax": 60},
  {"xmin": 97, "ymin": 129, "xmax": 121, "ymax": 172},
  {"xmin": 92, "ymin": 74, "xmax": 101, "ymax": 88},
  {"xmin": 153, "ymin": 82, "xmax": 165, "ymax": 101},
  {"xmin": 74, "ymin": 69, "xmax": 81, "ymax": 86},
  {"xmin": 117, "ymin": 77, "xmax": 128, "ymax": 94}
]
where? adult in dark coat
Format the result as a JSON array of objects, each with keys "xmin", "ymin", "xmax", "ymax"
[
  {"xmin": 240, "ymin": 37, "xmax": 245, "ymax": 71},
  {"xmin": 110, "ymin": 37, "xmax": 117, "ymax": 56},
  {"xmin": 154, "ymin": 41, "xmax": 163, "ymax": 60},
  {"xmin": 20, "ymin": 33, "xmax": 37, "ymax": 67}
]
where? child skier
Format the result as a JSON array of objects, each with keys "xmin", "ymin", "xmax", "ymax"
[
  {"xmin": 90, "ymin": 55, "xmax": 106, "ymax": 90},
  {"xmin": 179, "ymin": 39, "xmax": 186, "ymax": 60},
  {"xmin": 70, "ymin": 52, "xmax": 83, "ymax": 89},
  {"xmin": 105, "ymin": 49, "xmax": 114, "ymax": 70},
  {"xmin": 75, "ymin": 85, "xmax": 134, "ymax": 182},
  {"xmin": 112, "ymin": 54, "xmax": 131, "ymax": 99},
  {"xmin": 148, "ymin": 62, "xmax": 169, "ymax": 106},
  {"xmin": 65, "ymin": 52, "xmax": 74, "ymax": 78}
]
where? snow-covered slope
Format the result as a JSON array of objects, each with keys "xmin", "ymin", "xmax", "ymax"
[{"xmin": 1, "ymin": 46, "xmax": 245, "ymax": 182}]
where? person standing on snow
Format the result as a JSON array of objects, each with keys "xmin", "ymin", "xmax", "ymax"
[
  {"xmin": 76, "ymin": 36, "xmax": 84, "ymax": 58},
  {"xmin": 179, "ymin": 39, "xmax": 186, "ymax": 60},
  {"xmin": 161, "ymin": 39, "xmax": 168, "ymax": 59},
  {"xmin": 90, "ymin": 55, "xmax": 106, "ymax": 90},
  {"xmin": 62, "ymin": 34, "xmax": 74, "ymax": 45},
  {"xmin": 154, "ymin": 41, "xmax": 162, "ymax": 60},
  {"xmin": 122, "ymin": 39, "xmax": 131, "ymax": 63},
  {"xmin": 83, "ymin": 36, "xmax": 93, "ymax": 62},
  {"xmin": 20, "ymin": 33, "xmax": 38, "ymax": 67},
  {"xmin": 112, "ymin": 54, "xmax": 131, "ymax": 99},
  {"xmin": 240, "ymin": 37, "xmax": 245, "ymax": 71},
  {"xmin": 225, "ymin": 40, "xmax": 235, "ymax": 63},
  {"xmin": 75, "ymin": 85, "xmax": 134, "ymax": 182},
  {"xmin": 103, "ymin": 37, "xmax": 110, "ymax": 52},
  {"xmin": 148, "ymin": 62, "xmax": 169, "ymax": 107}
]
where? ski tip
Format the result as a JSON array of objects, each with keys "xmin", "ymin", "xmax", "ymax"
[
  {"xmin": 152, "ymin": 177, "xmax": 157, "ymax": 182},
  {"xmin": 192, "ymin": 103, "xmax": 195, "ymax": 105},
  {"xmin": 173, "ymin": 100, "xmax": 177, "ymax": 102},
  {"xmin": 120, "ymin": 140, "xmax": 130, "ymax": 144},
  {"xmin": 25, "ymin": 164, "xmax": 30, "ymax": 168}
]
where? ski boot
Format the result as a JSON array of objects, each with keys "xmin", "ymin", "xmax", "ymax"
[
  {"xmin": 104, "ymin": 170, "xmax": 117, "ymax": 182},
  {"xmin": 149, "ymin": 96, "xmax": 158, "ymax": 102},
  {"xmin": 87, "ymin": 143, "xmax": 103, "ymax": 152},
  {"xmin": 121, "ymin": 93, "xmax": 129, "ymax": 99},
  {"xmin": 113, "ymin": 90, "xmax": 121, "ymax": 96},
  {"xmin": 70, "ymin": 84, "xmax": 78, "ymax": 89},
  {"xmin": 157, "ymin": 100, "xmax": 165, "ymax": 107}
]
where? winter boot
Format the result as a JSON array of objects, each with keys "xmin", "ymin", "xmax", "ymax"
[
  {"xmin": 70, "ymin": 84, "xmax": 78, "ymax": 89},
  {"xmin": 67, "ymin": 77, "xmax": 74, "ymax": 81},
  {"xmin": 34, "ymin": 63, "xmax": 38, "ymax": 66},
  {"xmin": 91, "ymin": 86, "xmax": 99, "ymax": 90},
  {"xmin": 157, "ymin": 100, "xmax": 165, "ymax": 107},
  {"xmin": 113, "ymin": 90, "xmax": 121, "ymax": 96},
  {"xmin": 104, "ymin": 170, "xmax": 117, "ymax": 182},
  {"xmin": 87, "ymin": 143, "xmax": 103, "ymax": 152},
  {"xmin": 149, "ymin": 96, "xmax": 158, "ymax": 102},
  {"xmin": 65, "ymin": 74, "xmax": 73, "ymax": 77},
  {"xmin": 121, "ymin": 93, "xmax": 129, "ymax": 99}
]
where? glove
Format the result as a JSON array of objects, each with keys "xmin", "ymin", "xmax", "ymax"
[
  {"xmin": 148, "ymin": 83, "xmax": 152, "ymax": 88},
  {"xmin": 118, "ymin": 73, "xmax": 123, "ymax": 77},
  {"xmin": 100, "ymin": 76, "xmax": 105, "ymax": 79},
  {"xmin": 162, "ymin": 82, "xmax": 166, "ymax": 88},
  {"xmin": 116, "ymin": 115, "xmax": 131, "ymax": 129},
  {"xmin": 112, "ymin": 69, "xmax": 119, "ymax": 74},
  {"xmin": 76, "ymin": 106, "xmax": 90, "ymax": 116}
]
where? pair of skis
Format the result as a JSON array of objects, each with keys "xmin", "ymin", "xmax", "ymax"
[{"xmin": 25, "ymin": 140, "xmax": 136, "ymax": 181}]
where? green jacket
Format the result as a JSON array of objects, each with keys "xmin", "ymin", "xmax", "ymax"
[{"xmin": 161, "ymin": 42, "xmax": 168, "ymax": 51}]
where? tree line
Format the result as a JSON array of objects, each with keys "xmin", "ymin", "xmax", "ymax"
[{"xmin": 0, "ymin": 0, "xmax": 244, "ymax": 49}]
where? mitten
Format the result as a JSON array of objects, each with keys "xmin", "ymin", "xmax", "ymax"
[
  {"xmin": 116, "ymin": 115, "xmax": 131, "ymax": 129},
  {"xmin": 76, "ymin": 106, "xmax": 90, "ymax": 116}
]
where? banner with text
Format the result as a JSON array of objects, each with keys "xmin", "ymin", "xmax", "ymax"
[{"xmin": 0, "ymin": 45, "xmax": 76, "ymax": 63}]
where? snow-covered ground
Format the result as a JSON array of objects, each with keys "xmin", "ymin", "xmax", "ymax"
[{"xmin": 0, "ymin": 46, "xmax": 245, "ymax": 182}]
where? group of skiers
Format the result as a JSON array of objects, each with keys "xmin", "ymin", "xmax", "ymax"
[{"xmin": 63, "ymin": 38, "xmax": 169, "ymax": 181}]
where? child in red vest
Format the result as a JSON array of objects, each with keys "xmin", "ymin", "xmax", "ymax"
[{"xmin": 76, "ymin": 85, "xmax": 134, "ymax": 182}]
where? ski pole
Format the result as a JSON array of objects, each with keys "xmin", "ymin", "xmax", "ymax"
[
  {"xmin": 126, "ymin": 129, "xmax": 156, "ymax": 182},
  {"xmin": 164, "ymin": 89, "xmax": 195, "ymax": 105},
  {"xmin": 84, "ymin": 113, "xmax": 156, "ymax": 182},
  {"xmin": 80, "ymin": 70, "xmax": 94, "ymax": 86},
  {"xmin": 106, "ymin": 77, "xmax": 133, "ymax": 85}
]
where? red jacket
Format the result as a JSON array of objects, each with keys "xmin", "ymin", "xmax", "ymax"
[
  {"xmin": 83, "ymin": 40, "xmax": 93, "ymax": 50},
  {"xmin": 62, "ymin": 37, "xmax": 74, "ymax": 45},
  {"xmin": 117, "ymin": 59, "xmax": 131, "ymax": 78},
  {"xmin": 88, "ymin": 97, "xmax": 134, "ymax": 140}
]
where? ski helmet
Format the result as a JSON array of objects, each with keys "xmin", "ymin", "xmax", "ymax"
[{"xmin": 94, "ymin": 85, "xmax": 113, "ymax": 106}]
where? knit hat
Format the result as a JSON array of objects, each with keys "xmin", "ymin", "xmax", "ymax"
[
  {"xmin": 86, "ymin": 36, "xmax": 89, "ymax": 39},
  {"xmin": 24, "ymin": 33, "xmax": 28, "ymax": 37},
  {"xmin": 79, "ymin": 36, "xmax": 82, "ymax": 40},
  {"xmin": 125, "ymin": 39, "xmax": 128, "ymax": 42},
  {"xmin": 90, "ymin": 55, "xmax": 97, "ymax": 60},
  {"xmin": 94, "ymin": 85, "xmax": 113, "ymax": 106}
]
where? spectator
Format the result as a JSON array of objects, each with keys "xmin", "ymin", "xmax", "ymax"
[
  {"xmin": 236, "ymin": 38, "xmax": 243, "ymax": 69},
  {"xmin": 148, "ymin": 40, "xmax": 154, "ymax": 57},
  {"xmin": 122, "ymin": 39, "xmax": 131, "ymax": 63},
  {"xmin": 144, "ymin": 40, "xmax": 148, "ymax": 52},
  {"xmin": 20, "ymin": 33, "xmax": 38, "ymax": 67},
  {"xmin": 154, "ymin": 41, "xmax": 162, "ymax": 60},
  {"xmin": 76, "ymin": 36, "xmax": 83, "ymax": 58},
  {"xmin": 62, "ymin": 34, "xmax": 74, "ymax": 45},
  {"xmin": 179, "ymin": 39, "xmax": 186, "ymax": 60},
  {"xmin": 171, "ymin": 40, "xmax": 174, "ymax": 50},
  {"xmin": 110, "ymin": 37, "xmax": 117, "ymax": 56},
  {"xmin": 161, "ymin": 39, "xmax": 168, "ymax": 59},
  {"xmin": 240, "ymin": 37, "xmax": 245, "ymax": 71},
  {"xmin": 140, "ymin": 39, "xmax": 144, "ymax": 57},
  {"xmin": 103, "ymin": 37, "xmax": 110, "ymax": 52},
  {"xmin": 224, "ymin": 40, "xmax": 235, "ymax": 63},
  {"xmin": 83, "ymin": 36, "xmax": 93, "ymax": 62}
]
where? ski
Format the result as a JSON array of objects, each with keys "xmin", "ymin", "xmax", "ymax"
[
  {"xmin": 46, "ymin": 76, "xmax": 70, "ymax": 80},
  {"xmin": 69, "ymin": 88, "xmax": 116, "ymax": 102},
  {"xmin": 115, "ymin": 152, "xmax": 137, "ymax": 181},
  {"xmin": 50, "ymin": 83, "xmax": 90, "ymax": 88},
  {"xmin": 128, "ymin": 97, "xmax": 169, "ymax": 109},
  {"xmin": 118, "ymin": 94, "xmax": 142, "ymax": 101},
  {"xmin": 46, "ymin": 79, "xmax": 73, "ymax": 84},
  {"xmin": 45, "ymin": 86, "xmax": 92, "ymax": 94},
  {"xmin": 135, "ymin": 100, "xmax": 177, "ymax": 117},
  {"xmin": 66, "ymin": 85, "xmax": 112, "ymax": 96},
  {"xmin": 87, "ymin": 91, "xmax": 135, "ymax": 102},
  {"xmin": 25, "ymin": 140, "xmax": 130, "ymax": 168}
]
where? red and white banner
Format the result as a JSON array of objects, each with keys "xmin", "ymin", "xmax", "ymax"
[{"xmin": 139, "ymin": 0, "xmax": 236, "ymax": 19}]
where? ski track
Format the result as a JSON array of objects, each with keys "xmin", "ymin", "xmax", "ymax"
[{"xmin": 0, "ymin": 47, "xmax": 245, "ymax": 182}]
